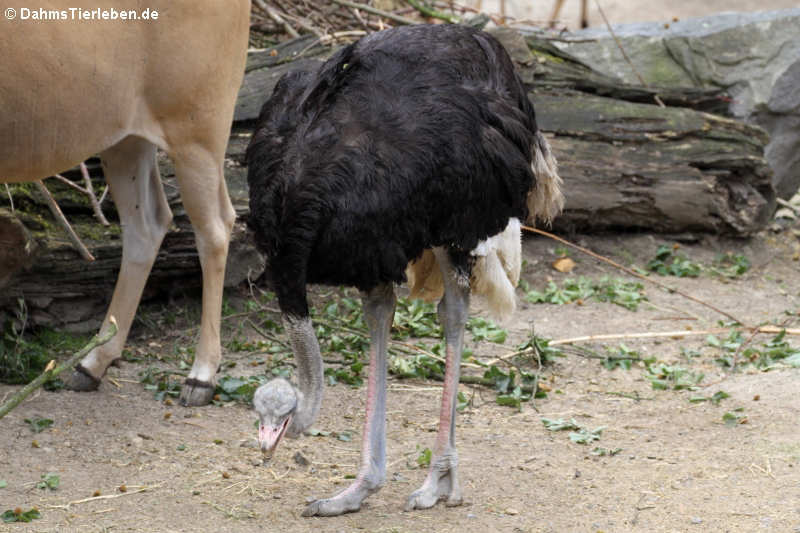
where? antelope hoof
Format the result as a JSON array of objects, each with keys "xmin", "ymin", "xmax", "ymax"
[
  {"xmin": 179, "ymin": 378, "xmax": 215, "ymax": 406},
  {"xmin": 63, "ymin": 364, "xmax": 101, "ymax": 392}
]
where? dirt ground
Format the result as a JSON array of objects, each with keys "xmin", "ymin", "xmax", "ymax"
[{"xmin": 2, "ymin": 226, "xmax": 800, "ymax": 533}]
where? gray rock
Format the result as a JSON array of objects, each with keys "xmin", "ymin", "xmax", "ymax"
[{"xmin": 539, "ymin": 9, "xmax": 800, "ymax": 198}]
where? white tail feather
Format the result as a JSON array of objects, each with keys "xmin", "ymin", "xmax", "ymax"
[
  {"xmin": 406, "ymin": 132, "xmax": 563, "ymax": 322},
  {"xmin": 528, "ymin": 131, "xmax": 564, "ymax": 226}
]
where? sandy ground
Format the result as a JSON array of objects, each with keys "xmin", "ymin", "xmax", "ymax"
[{"xmin": 2, "ymin": 228, "xmax": 800, "ymax": 532}]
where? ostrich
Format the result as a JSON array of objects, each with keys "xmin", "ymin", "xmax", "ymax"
[{"xmin": 247, "ymin": 24, "xmax": 563, "ymax": 516}]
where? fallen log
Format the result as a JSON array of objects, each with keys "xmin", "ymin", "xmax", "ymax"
[{"xmin": 0, "ymin": 27, "xmax": 775, "ymax": 328}]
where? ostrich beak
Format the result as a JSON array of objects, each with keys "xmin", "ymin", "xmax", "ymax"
[{"xmin": 258, "ymin": 416, "xmax": 291, "ymax": 458}]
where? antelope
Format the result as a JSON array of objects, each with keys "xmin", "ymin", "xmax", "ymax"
[{"xmin": 0, "ymin": 0, "xmax": 251, "ymax": 405}]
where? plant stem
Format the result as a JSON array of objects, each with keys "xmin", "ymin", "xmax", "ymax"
[{"xmin": 0, "ymin": 318, "xmax": 118, "ymax": 419}]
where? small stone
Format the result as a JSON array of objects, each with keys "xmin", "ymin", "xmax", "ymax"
[
  {"xmin": 505, "ymin": 508, "xmax": 519, "ymax": 515},
  {"xmin": 691, "ymin": 517, "xmax": 703, "ymax": 525},
  {"xmin": 293, "ymin": 451, "xmax": 310, "ymax": 467},
  {"xmin": 467, "ymin": 513, "xmax": 477, "ymax": 519},
  {"xmin": 230, "ymin": 463, "xmax": 250, "ymax": 474}
]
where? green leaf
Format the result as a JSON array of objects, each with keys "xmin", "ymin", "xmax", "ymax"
[
  {"xmin": 569, "ymin": 426, "xmax": 604, "ymax": 444},
  {"xmin": 496, "ymin": 386, "xmax": 530, "ymax": 410},
  {"xmin": 722, "ymin": 411, "xmax": 746, "ymax": 426},
  {"xmin": 416, "ymin": 446, "xmax": 432, "ymax": 468},
  {"xmin": 456, "ymin": 391, "xmax": 470, "ymax": 412},
  {"xmin": 2, "ymin": 508, "xmax": 41, "ymax": 523},
  {"xmin": 36, "ymin": 473, "xmax": 59, "ymax": 491},
  {"xmin": 0, "ymin": 480, "xmax": 6, "ymax": 489},
  {"xmin": 24, "ymin": 418, "xmax": 53, "ymax": 433},
  {"xmin": 784, "ymin": 353, "xmax": 800, "ymax": 367},
  {"xmin": 524, "ymin": 277, "xmax": 646, "ymax": 310},
  {"xmin": 483, "ymin": 366, "xmax": 513, "ymax": 394},
  {"xmin": 711, "ymin": 391, "xmax": 730, "ymax": 405},
  {"xmin": 541, "ymin": 417, "xmax": 580, "ymax": 432},
  {"xmin": 466, "ymin": 317, "xmax": 507, "ymax": 344},
  {"xmin": 591, "ymin": 447, "xmax": 621, "ymax": 456}
]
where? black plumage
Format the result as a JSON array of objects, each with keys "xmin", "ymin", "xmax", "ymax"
[{"xmin": 246, "ymin": 24, "xmax": 541, "ymax": 317}]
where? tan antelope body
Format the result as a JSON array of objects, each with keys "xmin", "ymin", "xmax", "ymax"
[{"xmin": 0, "ymin": 0, "xmax": 251, "ymax": 404}]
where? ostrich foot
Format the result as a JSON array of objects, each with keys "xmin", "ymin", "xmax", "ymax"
[
  {"xmin": 62, "ymin": 364, "xmax": 101, "ymax": 392},
  {"xmin": 302, "ymin": 481, "xmax": 379, "ymax": 517},
  {"xmin": 179, "ymin": 378, "xmax": 215, "ymax": 406},
  {"xmin": 405, "ymin": 451, "xmax": 462, "ymax": 511}
]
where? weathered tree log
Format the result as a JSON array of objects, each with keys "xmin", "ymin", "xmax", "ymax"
[
  {"xmin": 235, "ymin": 28, "xmax": 775, "ymax": 235},
  {"xmin": 0, "ymin": 27, "xmax": 775, "ymax": 328},
  {"xmin": 536, "ymin": 92, "xmax": 774, "ymax": 234}
]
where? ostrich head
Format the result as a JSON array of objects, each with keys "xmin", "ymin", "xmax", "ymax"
[
  {"xmin": 253, "ymin": 378, "xmax": 304, "ymax": 457},
  {"xmin": 250, "ymin": 317, "xmax": 324, "ymax": 461}
]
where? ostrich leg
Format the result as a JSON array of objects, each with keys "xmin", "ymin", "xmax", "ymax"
[
  {"xmin": 405, "ymin": 247, "xmax": 468, "ymax": 510},
  {"xmin": 303, "ymin": 283, "xmax": 396, "ymax": 517}
]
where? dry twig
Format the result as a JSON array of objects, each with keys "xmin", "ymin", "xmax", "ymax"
[
  {"xmin": 254, "ymin": 0, "xmax": 300, "ymax": 38},
  {"xmin": 46, "ymin": 482, "xmax": 162, "ymax": 510},
  {"xmin": 331, "ymin": 0, "xmax": 418, "ymax": 26},
  {"xmin": 52, "ymin": 164, "xmax": 110, "ymax": 226},
  {"xmin": 34, "ymin": 180, "xmax": 95, "ymax": 261},
  {"xmin": 4, "ymin": 183, "xmax": 14, "ymax": 212}
]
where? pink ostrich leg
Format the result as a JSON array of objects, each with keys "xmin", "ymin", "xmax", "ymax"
[{"xmin": 406, "ymin": 247, "xmax": 468, "ymax": 510}]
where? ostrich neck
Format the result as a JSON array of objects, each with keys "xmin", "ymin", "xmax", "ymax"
[{"xmin": 284, "ymin": 315, "xmax": 324, "ymax": 435}]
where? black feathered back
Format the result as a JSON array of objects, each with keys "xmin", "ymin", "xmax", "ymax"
[{"xmin": 247, "ymin": 24, "xmax": 540, "ymax": 317}]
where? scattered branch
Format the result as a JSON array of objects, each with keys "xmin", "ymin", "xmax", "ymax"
[
  {"xmin": 405, "ymin": 0, "xmax": 460, "ymax": 23},
  {"xmin": 46, "ymin": 481, "xmax": 162, "ymax": 511},
  {"xmin": 4, "ymin": 183, "xmax": 14, "ymax": 212},
  {"xmin": 522, "ymin": 225, "xmax": 746, "ymax": 326},
  {"xmin": 331, "ymin": 0, "xmax": 418, "ymax": 26},
  {"xmin": 80, "ymin": 162, "xmax": 110, "ymax": 226},
  {"xmin": 0, "ymin": 317, "xmax": 118, "ymax": 420},
  {"xmin": 776, "ymin": 197, "xmax": 800, "ymax": 216},
  {"xmin": 34, "ymin": 180, "xmax": 95, "ymax": 261},
  {"xmin": 542, "ymin": 325, "xmax": 800, "ymax": 347},
  {"xmin": 254, "ymin": 0, "xmax": 300, "ymax": 38},
  {"xmin": 51, "ymin": 164, "xmax": 110, "ymax": 226}
]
